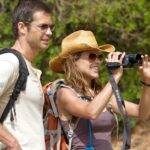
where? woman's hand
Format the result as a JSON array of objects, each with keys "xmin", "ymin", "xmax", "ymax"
[
  {"xmin": 106, "ymin": 52, "xmax": 125, "ymax": 82},
  {"xmin": 139, "ymin": 55, "xmax": 150, "ymax": 84},
  {"xmin": 138, "ymin": 55, "xmax": 150, "ymax": 120}
]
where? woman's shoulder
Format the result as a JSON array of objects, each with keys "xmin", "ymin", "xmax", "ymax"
[
  {"xmin": 57, "ymin": 83, "xmax": 78, "ymax": 98},
  {"xmin": 52, "ymin": 79, "xmax": 76, "ymax": 94}
]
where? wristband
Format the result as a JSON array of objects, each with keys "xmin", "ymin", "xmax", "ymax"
[{"xmin": 140, "ymin": 80, "xmax": 150, "ymax": 87}]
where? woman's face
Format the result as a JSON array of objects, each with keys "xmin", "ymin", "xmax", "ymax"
[{"xmin": 75, "ymin": 51, "xmax": 103, "ymax": 80}]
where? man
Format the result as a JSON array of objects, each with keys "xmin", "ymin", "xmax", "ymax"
[{"xmin": 0, "ymin": 0, "xmax": 53, "ymax": 149}]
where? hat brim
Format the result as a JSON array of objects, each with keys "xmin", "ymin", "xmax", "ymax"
[{"xmin": 50, "ymin": 44, "xmax": 115, "ymax": 73}]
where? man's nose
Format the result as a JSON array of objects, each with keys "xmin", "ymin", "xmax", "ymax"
[{"xmin": 46, "ymin": 27, "xmax": 52, "ymax": 36}]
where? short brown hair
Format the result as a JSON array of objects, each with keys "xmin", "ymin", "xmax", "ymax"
[{"xmin": 12, "ymin": 0, "xmax": 51, "ymax": 39}]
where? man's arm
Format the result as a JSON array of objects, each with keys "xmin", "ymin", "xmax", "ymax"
[{"xmin": 0, "ymin": 54, "xmax": 21, "ymax": 149}]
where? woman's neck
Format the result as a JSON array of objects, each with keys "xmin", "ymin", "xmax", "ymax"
[{"xmin": 83, "ymin": 80, "xmax": 95, "ymax": 98}]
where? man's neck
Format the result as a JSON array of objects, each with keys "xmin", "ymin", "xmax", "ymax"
[{"xmin": 11, "ymin": 39, "xmax": 37, "ymax": 62}]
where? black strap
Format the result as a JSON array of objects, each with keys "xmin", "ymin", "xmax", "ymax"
[
  {"xmin": 108, "ymin": 70, "xmax": 131, "ymax": 150},
  {"xmin": 0, "ymin": 48, "xmax": 29, "ymax": 123}
]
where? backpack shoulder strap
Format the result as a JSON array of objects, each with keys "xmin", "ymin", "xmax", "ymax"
[
  {"xmin": 44, "ymin": 79, "xmax": 65, "ymax": 117},
  {"xmin": 43, "ymin": 79, "xmax": 68, "ymax": 149},
  {"xmin": 0, "ymin": 48, "xmax": 29, "ymax": 123}
]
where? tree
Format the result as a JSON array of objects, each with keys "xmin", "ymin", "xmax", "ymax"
[{"xmin": 0, "ymin": 0, "xmax": 149, "ymax": 100}]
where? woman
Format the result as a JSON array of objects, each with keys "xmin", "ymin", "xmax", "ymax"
[{"xmin": 49, "ymin": 30, "xmax": 150, "ymax": 150}]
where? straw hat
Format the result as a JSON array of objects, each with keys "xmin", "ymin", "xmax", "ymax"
[{"xmin": 50, "ymin": 30, "xmax": 115, "ymax": 73}]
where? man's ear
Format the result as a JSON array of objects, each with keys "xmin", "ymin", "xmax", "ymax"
[{"xmin": 18, "ymin": 22, "xmax": 28, "ymax": 36}]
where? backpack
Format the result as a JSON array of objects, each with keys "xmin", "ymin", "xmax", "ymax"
[
  {"xmin": 43, "ymin": 79, "xmax": 82, "ymax": 150},
  {"xmin": 43, "ymin": 79, "xmax": 68, "ymax": 150},
  {"xmin": 43, "ymin": 79, "xmax": 95, "ymax": 150},
  {"xmin": 0, "ymin": 48, "xmax": 29, "ymax": 123}
]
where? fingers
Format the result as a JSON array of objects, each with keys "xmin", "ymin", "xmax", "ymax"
[
  {"xmin": 106, "ymin": 52, "xmax": 125, "ymax": 64},
  {"xmin": 138, "ymin": 54, "xmax": 150, "ymax": 81},
  {"xmin": 119, "ymin": 52, "xmax": 125, "ymax": 64},
  {"xmin": 106, "ymin": 52, "xmax": 113, "ymax": 62},
  {"xmin": 142, "ymin": 55, "xmax": 150, "ymax": 67}
]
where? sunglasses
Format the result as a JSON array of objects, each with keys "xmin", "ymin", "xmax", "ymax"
[
  {"xmin": 31, "ymin": 23, "xmax": 55, "ymax": 32},
  {"xmin": 87, "ymin": 53, "xmax": 103, "ymax": 62}
]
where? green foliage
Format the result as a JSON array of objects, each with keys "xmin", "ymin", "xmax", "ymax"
[
  {"xmin": 0, "ymin": 1, "xmax": 149, "ymax": 131},
  {"xmin": 0, "ymin": 0, "xmax": 149, "ymax": 87}
]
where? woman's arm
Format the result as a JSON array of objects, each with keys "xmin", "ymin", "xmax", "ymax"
[
  {"xmin": 57, "ymin": 77, "xmax": 121, "ymax": 120},
  {"xmin": 139, "ymin": 55, "xmax": 150, "ymax": 120},
  {"xmin": 109, "ymin": 95, "xmax": 139, "ymax": 117},
  {"xmin": 139, "ymin": 86, "xmax": 150, "ymax": 120}
]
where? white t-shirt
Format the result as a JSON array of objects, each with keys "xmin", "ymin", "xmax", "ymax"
[{"xmin": 0, "ymin": 53, "xmax": 45, "ymax": 150}]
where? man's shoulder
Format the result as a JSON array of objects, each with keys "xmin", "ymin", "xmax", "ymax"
[{"xmin": 0, "ymin": 50, "xmax": 19, "ymax": 68}]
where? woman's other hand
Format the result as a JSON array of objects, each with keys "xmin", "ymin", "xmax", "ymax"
[{"xmin": 139, "ymin": 55, "xmax": 150, "ymax": 84}]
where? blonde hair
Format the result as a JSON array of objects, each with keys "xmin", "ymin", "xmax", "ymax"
[{"xmin": 63, "ymin": 53, "xmax": 101, "ymax": 96}]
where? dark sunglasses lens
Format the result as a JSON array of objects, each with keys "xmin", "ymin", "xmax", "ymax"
[
  {"xmin": 40, "ymin": 24, "xmax": 55, "ymax": 31},
  {"xmin": 40, "ymin": 24, "xmax": 49, "ymax": 30},
  {"xmin": 88, "ymin": 53, "xmax": 103, "ymax": 61},
  {"xmin": 89, "ymin": 53, "xmax": 97, "ymax": 61}
]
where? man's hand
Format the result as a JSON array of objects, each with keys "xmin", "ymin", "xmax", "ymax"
[
  {"xmin": 0, "ymin": 124, "xmax": 21, "ymax": 150},
  {"xmin": 6, "ymin": 139, "xmax": 22, "ymax": 150}
]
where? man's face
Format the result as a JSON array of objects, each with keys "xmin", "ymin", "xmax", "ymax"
[{"xmin": 26, "ymin": 11, "xmax": 53, "ymax": 51}]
